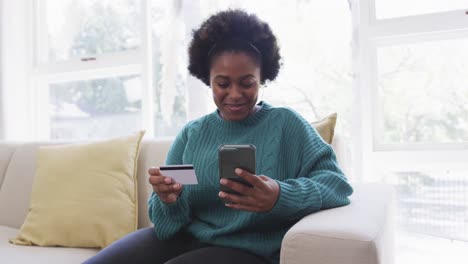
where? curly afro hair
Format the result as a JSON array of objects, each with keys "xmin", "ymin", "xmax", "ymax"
[{"xmin": 188, "ymin": 9, "xmax": 282, "ymax": 86}]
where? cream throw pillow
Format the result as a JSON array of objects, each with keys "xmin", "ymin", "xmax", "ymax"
[
  {"xmin": 312, "ymin": 113, "xmax": 337, "ymax": 144},
  {"xmin": 10, "ymin": 131, "xmax": 145, "ymax": 248}
]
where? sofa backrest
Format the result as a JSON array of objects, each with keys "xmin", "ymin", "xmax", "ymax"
[
  {"xmin": 0, "ymin": 135, "xmax": 348, "ymax": 229},
  {"xmin": 135, "ymin": 139, "xmax": 173, "ymax": 228},
  {"xmin": 0, "ymin": 143, "xmax": 17, "ymax": 193}
]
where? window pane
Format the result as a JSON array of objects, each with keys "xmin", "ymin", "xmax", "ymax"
[
  {"xmin": 387, "ymin": 169, "xmax": 468, "ymax": 240},
  {"xmin": 379, "ymin": 167, "xmax": 468, "ymax": 264},
  {"xmin": 46, "ymin": 0, "xmax": 142, "ymax": 62},
  {"xmin": 49, "ymin": 75, "xmax": 142, "ymax": 140},
  {"xmin": 376, "ymin": 166, "xmax": 468, "ymax": 264},
  {"xmin": 256, "ymin": 0, "xmax": 353, "ymax": 140},
  {"xmin": 376, "ymin": 0, "xmax": 468, "ymax": 19},
  {"xmin": 377, "ymin": 38, "xmax": 468, "ymax": 144}
]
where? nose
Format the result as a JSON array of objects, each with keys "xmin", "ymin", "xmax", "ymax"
[{"xmin": 228, "ymin": 85, "xmax": 243, "ymax": 100}]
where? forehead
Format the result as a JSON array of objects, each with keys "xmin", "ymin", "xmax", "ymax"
[{"xmin": 210, "ymin": 51, "xmax": 260, "ymax": 78}]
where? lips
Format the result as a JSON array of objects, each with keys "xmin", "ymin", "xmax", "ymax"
[{"xmin": 225, "ymin": 103, "xmax": 246, "ymax": 112}]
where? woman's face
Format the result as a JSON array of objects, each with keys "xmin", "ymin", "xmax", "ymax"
[{"xmin": 209, "ymin": 51, "xmax": 261, "ymax": 121}]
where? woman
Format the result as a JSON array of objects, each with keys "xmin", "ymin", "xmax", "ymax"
[{"xmin": 85, "ymin": 9, "xmax": 352, "ymax": 264}]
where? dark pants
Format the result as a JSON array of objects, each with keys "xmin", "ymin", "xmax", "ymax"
[{"xmin": 82, "ymin": 227, "xmax": 269, "ymax": 264}]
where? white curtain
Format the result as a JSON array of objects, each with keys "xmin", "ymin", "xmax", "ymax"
[
  {"xmin": 0, "ymin": 0, "xmax": 4, "ymax": 139},
  {"xmin": 0, "ymin": 0, "xmax": 29, "ymax": 141}
]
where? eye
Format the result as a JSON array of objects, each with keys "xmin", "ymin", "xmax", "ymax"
[
  {"xmin": 217, "ymin": 82, "xmax": 229, "ymax": 88},
  {"xmin": 241, "ymin": 82, "xmax": 255, "ymax": 88}
]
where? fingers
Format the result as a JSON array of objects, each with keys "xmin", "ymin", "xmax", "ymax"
[
  {"xmin": 218, "ymin": 191, "xmax": 262, "ymax": 212},
  {"xmin": 234, "ymin": 168, "xmax": 264, "ymax": 188},
  {"xmin": 148, "ymin": 174, "xmax": 173, "ymax": 185},
  {"xmin": 154, "ymin": 181, "xmax": 182, "ymax": 193},
  {"xmin": 148, "ymin": 167, "xmax": 175, "ymax": 184},
  {"xmin": 148, "ymin": 167, "xmax": 161, "ymax": 176},
  {"xmin": 218, "ymin": 191, "xmax": 250, "ymax": 205},
  {"xmin": 148, "ymin": 167, "xmax": 181, "ymax": 194},
  {"xmin": 219, "ymin": 172, "xmax": 279, "ymax": 212},
  {"xmin": 149, "ymin": 174, "xmax": 174, "ymax": 187},
  {"xmin": 220, "ymin": 178, "xmax": 254, "ymax": 196}
]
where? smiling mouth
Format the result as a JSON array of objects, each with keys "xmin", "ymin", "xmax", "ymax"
[{"xmin": 226, "ymin": 104, "xmax": 246, "ymax": 112}]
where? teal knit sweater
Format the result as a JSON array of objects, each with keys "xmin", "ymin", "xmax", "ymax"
[{"xmin": 148, "ymin": 101, "xmax": 353, "ymax": 263}]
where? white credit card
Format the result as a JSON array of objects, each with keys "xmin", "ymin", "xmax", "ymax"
[{"xmin": 159, "ymin": 164, "xmax": 198, "ymax": 185}]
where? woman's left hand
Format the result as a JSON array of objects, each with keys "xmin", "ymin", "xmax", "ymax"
[{"xmin": 219, "ymin": 168, "xmax": 280, "ymax": 212}]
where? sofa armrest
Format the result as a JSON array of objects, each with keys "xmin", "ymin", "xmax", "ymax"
[{"xmin": 280, "ymin": 183, "xmax": 395, "ymax": 264}]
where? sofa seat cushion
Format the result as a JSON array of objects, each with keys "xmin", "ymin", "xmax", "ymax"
[{"xmin": 0, "ymin": 225, "xmax": 98, "ymax": 264}]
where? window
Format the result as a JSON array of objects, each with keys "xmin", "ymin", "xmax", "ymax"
[
  {"xmin": 33, "ymin": 0, "xmax": 145, "ymax": 140},
  {"xmin": 49, "ymin": 75, "xmax": 142, "ymax": 140},
  {"xmin": 377, "ymin": 38, "xmax": 468, "ymax": 146},
  {"xmin": 356, "ymin": 0, "xmax": 468, "ymax": 263},
  {"xmin": 45, "ymin": 0, "xmax": 142, "ymax": 62}
]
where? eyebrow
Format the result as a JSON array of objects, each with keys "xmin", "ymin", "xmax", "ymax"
[
  {"xmin": 213, "ymin": 75, "xmax": 229, "ymax": 80},
  {"xmin": 213, "ymin": 74, "xmax": 256, "ymax": 80}
]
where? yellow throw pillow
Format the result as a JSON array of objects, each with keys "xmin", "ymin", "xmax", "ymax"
[
  {"xmin": 311, "ymin": 113, "xmax": 337, "ymax": 144},
  {"xmin": 10, "ymin": 131, "xmax": 145, "ymax": 248}
]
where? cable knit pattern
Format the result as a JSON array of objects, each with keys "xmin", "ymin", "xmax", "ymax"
[{"xmin": 147, "ymin": 101, "xmax": 353, "ymax": 264}]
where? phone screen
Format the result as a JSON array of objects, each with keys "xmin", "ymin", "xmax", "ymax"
[{"xmin": 218, "ymin": 144, "xmax": 256, "ymax": 194}]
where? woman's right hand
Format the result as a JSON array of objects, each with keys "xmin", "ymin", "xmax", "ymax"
[{"xmin": 148, "ymin": 167, "xmax": 183, "ymax": 204}]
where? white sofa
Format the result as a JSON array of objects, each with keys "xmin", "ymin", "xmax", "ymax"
[{"xmin": 0, "ymin": 136, "xmax": 394, "ymax": 264}]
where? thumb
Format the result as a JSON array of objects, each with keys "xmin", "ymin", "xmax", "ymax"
[{"xmin": 258, "ymin": 175, "xmax": 269, "ymax": 181}]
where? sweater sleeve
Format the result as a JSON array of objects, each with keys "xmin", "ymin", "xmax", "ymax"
[
  {"xmin": 147, "ymin": 126, "xmax": 192, "ymax": 239},
  {"xmin": 267, "ymin": 114, "xmax": 353, "ymax": 220}
]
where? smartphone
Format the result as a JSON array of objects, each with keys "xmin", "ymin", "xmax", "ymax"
[{"xmin": 218, "ymin": 144, "xmax": 256, "ymax": 195}]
